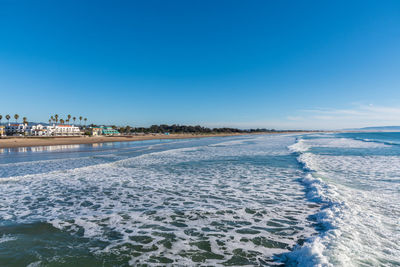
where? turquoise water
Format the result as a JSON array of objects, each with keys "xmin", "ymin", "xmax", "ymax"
[{"xmin": 0, "ymin": 133, "xmax": 399, "ymax": 266}]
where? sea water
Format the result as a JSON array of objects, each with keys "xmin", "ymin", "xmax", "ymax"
[
  {"xmin": 0, "ymin": 134, "xmax": 398, "ymax": 266},
  {"xmin": 288, "ymin": 132, "xmax": 400, "ymax": 266}
]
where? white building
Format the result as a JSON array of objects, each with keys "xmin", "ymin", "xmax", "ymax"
[
  {"xmin": 5, "ymin": 124, "xmax": 27, "ymax": 136},
  {"xmin": 47, "ymin": 124, "xmax": 81, "ymax": 136},
  {"xmin": 6, "ymin": 123, "xmax": 48, "ymax": 136},
  {"xmin": 5, "ymin": 123, "xmax": 81, "ymax": 136},
  {"xmin": 27, "ymin": 124, "xmax": 47, "ymax": 136}
]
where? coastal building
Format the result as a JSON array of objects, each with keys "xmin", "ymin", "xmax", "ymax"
[
  {"xmin": 5, "ymin": 123, "xmax": 27, "ymax": 136},
  {"xmin": 5, "ymin": 123, "xmax": 48, "ymax": 136},
  {"xmin": 5, "ymin": 123, "xmax": 81, "ymax": 136},
  {"xmin": 101, "ymin": 126, "xmax": 120, "ymax": 136},
  {"xmin": 26, "ymin": 124, "xmax": 47, "ymax": 136},
  {"xmin": 90, "ymin": 127, "xmax": 103, "ymax": 136},
  {"xmin": 48, "ymin": 125, "xmax": 81, "ymax": 136}
]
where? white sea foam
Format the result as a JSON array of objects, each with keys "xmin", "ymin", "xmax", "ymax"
[
  {"xmin": 288, "ymin": 138, "xmax": 311, "ymax": 152},
  {"xmin": 0, "ymin": 134, "xmax": 318, "ymax": 265},
  {"xmin": 4, "ymin": 134, "xmax": 397, "ymax": 265},
  {"xmin": 287, "ymin": 136, "xmax": 400, "ymax": 266},
  {"xmin": 0, "ymin": 234, "xmax": 17, "ymax": 244},
  {"xmin": 289, "ymin": 136, "xmax": 389, "ymax": 153},
  {"xmin": 26, "ymin": 261, "xmax": 42, "ymax": 267}
]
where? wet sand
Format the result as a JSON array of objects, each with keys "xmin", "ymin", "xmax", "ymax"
[{"xmin": 0, "ymin": 133, "xmax": 247, "ymax": 148}]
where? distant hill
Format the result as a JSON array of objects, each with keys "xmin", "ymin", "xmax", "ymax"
[{"xmin": 346, "ymin": 126, "xmax": 400, "ymax": 131}]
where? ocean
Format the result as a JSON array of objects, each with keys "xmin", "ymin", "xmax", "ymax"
[{"xmin": 0, "ymin": 133, "xmax": 399, "ymax": 266}]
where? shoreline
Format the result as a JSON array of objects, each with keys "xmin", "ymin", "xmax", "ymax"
[
  {"xmin": 0, "ymin": 133, "xmax": 247, "ymax": 148},
  {"xmin": 0, "ymin": 132, "xmax": 314, "ymax": 149}
]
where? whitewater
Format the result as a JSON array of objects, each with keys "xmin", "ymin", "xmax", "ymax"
[{"xmin": 0, "ymin": 133, "xmax": 399, "ymax": 266}]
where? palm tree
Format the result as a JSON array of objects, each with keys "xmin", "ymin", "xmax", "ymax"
[
  {"xmin": 23, "ymin": 117, "xmax": 28, "ymax": 125},
  {"xmin": 79, "ymin": 116, "xmax": 83, "ymax": 126},
  {"xmin": 0, "ymin": 115, "xmax": 2, "ymax": 125},
  {"xmin": 14, "ymin": 114, "xmax": 19, "ymax": 123},
  {"xmin": 49, "ymin": 119, "xmax": 51, "ymax": 125},
  {"xmin": 50, "ymin": 116, "xmax": 54, "ymax": 125},
  {"xmin": 73, "ymin": 117, "xmax": 76, "ymax": 125},
  {"xmin": 55, "ymin": 114, "xmax": 59, "ymax": 125},
  {"xmin": 84, "ymin": 118, "xmax": 87, "ymax": 127},
  {"xmin": 60, "ymin": 119, "xmax": 65, "ymax": 125},
  {"xmin": 5, "ymin": 114, "xmax": 10, "ymax": 124},
  {"xmin": 67, "ymin": 114, "xmax": 71, "ymax": 123}
]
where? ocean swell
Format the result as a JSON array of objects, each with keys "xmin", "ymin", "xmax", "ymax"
[
  {"xmin": 285, "ymin": 135, "xmax": 400, "ymax": 267},
  {"xmin": 284, "ymin": 138, "xmax": 345, "ymax": 266}
]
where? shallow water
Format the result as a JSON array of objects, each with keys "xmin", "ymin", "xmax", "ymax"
[{"xmin": 0, "ymin": 134, "xmax": 399, "ymax": 266}]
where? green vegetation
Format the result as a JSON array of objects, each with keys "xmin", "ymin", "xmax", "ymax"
[
  {"xmin": 92, "ymin": 124, "xmax": 308, "ymax": 135},
  {"xmin": 47, "ymin": 114, "xmax": 87, "ymax": 126}
]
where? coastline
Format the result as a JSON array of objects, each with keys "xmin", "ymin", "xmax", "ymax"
[
  {"xmin": 0, "ymin": 133, "xmax": 247, "ymax": 148},
  {"xmin": 0, "ymin": 132, "xmax": 315, "ymax": 149}
]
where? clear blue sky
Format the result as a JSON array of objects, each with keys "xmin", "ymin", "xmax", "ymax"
[{"xmin": 1, "ymin": 0, "xmax": 400, "ymax": 129}]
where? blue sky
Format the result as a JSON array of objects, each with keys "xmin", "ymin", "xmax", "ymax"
[{"xmin": 1, "ymin": 0, "xmax": 400, "ymax": 129}]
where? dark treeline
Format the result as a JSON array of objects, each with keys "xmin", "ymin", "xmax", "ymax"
[
  {"xmin": 89, "ymin": 124, "xmax": 310, "ymax": 134},
  {"xmin": 132, "ymin": 125, "xmax": 263, "ymax": 134}
]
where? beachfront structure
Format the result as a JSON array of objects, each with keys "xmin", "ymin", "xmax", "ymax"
[
  {"xmin": 101, "ymin": 126, "xmax": 120, "ymax": 136},
  {"xmin": 5, "ymin": 123, "xmax": 27, "ymax": 136},
  {"xmin": 90, "ymin": 127, "xmax": 103, "ymax": 136},
  {"xmin": 89, "ymin": 126, "xmax": 121, "ymax": 136},
  {"xmin": 5, "ymin": 123, "xmax": 81, "ymax": 136},
  {"xmin": 48, "ymin": 125, "xmax": 81, "ymax": 136},
  {"xmin": 5, "ymin": 123, "xmax": 49, "ymax": 136},
  {"xmin": 26, "ymin": 124, "xmax": 47, "ymax": 136},
  {"xmin": 0, "ymin": 126, "xmax": 4, "ymax": 136}
]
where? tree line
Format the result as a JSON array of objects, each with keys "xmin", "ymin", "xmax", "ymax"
[
  {"xmin": 48, "ymin": 114, "xmax": 87, "ymax": 126},
  {"xmin": 0, "ymin": 114, "xmax": 88, "ymax": 127},
  {"xmin": 0, "ymin": 114, "xmax": 28, "ymax": 125},
  {"xmin": 90, "ymin": 124, "xmax": 288, "ymax": 134}
]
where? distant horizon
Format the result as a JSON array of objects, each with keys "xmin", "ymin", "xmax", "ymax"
[{"xmin": 1, "ymin": 1, "xmax": 400, "ymax": 129}]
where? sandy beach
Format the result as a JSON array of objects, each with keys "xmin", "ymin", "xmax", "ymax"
[{"xmin": 0, "ymin": 133, "xmax": 248, "ymax": 148}]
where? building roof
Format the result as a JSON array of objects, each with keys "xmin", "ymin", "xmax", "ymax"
[
  {"xmin": 102, "ymin": 129, "xmax": 119, "ymax": 133},
  {"xmin": 57, "ymin": 125, "xmax": 75, "ymax": 127}
]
